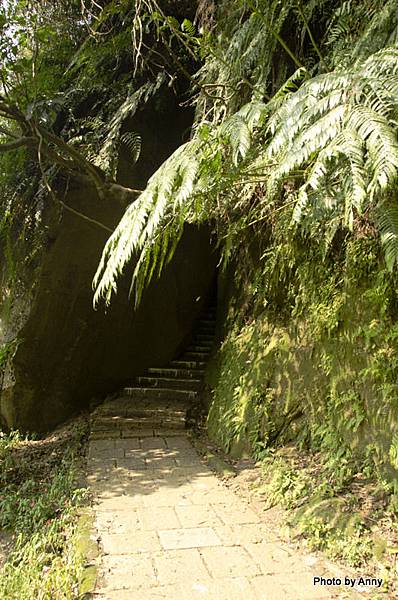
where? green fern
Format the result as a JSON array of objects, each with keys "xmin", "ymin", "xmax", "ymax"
[
  {"xmin": 389, "ymin": 433, "xmax": 398, "ymax": 470},
  {"xmin": 377, "ymin": 203, "xmax": 398, "ymax": 272},
  {"xmin": 120, "ymin": 132, "xmax": 142, "ymax": 165},
  {"xmin": 94, "ymin": 3, "xmax": 398, "ymax": 306},
  {"xmin": 95, "ymin": 73, "xmax": 165, "ymax": 176}
]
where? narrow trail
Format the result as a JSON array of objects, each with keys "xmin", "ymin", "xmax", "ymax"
[
  {"xmin": 86, "ymin": 306, "xmax": 362, "ymax": 599},
  {"xmin": 87, "ymin": 396, "xmax": 362, "ymax": 600}
]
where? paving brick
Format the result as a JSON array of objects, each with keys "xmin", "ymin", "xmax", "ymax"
[
  {"xmin": 175, "ymin": 452, "xmax": 203, "ymax": 467},
  {"xmin": 154, "ymin": 428, "xmax": 187, "ymax": 436},
  {"xmin": 89, "ymin": 440, "xmax": 118, "ymax": 451},
  {"xmin": 249, "ymin": 573, "xmax": 333, "ymax": 599},
  {"xmin": 94, "ymin": 495, "xmax": 145, "ymax": 511},
  {"xmin": 250, "ymin": 574, "xmax": 291, "ymax": 599},
  {"xmin": 190, "ymin": 489, "xmax": 233, "ymax": 504},
  {"xmin": 123, "ymin": 448, "xmax": 147, "ymax": 459},
  {"xmin": 137, "ymin": 506, "xmax": 181, "ymax": 531},
  {"xmin": 154, "ymin": 548, "xmax": 210, "ymax": 585},
  {"xmin": 89, "ymin": 422, "xmax": 359, "ymax": 600},
  {"xmin": 113, "ymin": 466, "xmax": 154, "ymax": 483},
  {"xmin": 88, "ymin": 456, "xmax": 117, "ymax": 466},
  {"xmin": 153, "ymin": 466, "xmax": 211, "ymax": 479},
  {"xmin": 200, "ymin": 545, "xmax": 261, "ymax": 578},
  {"xmin": 244, "ymin": 541, "xmax": 306, "ymax": 574},
  {"xmin": 175, "ymin": 504, "xmax": 223, "ymax": 528},
  {"xmin": 158, "ymin": 527, "xmax": 222, "ymax": 550},
  {"xmin": 115, "ymin": 438, "xmax": 141, "ymax": 450},
  {"xmin": 116, "ymin": 457, "xmax": 147, "ymax": 470},
  {"xmin": 142, "ymin": 488, "xmax": 192, "ymax": 508},
  {"xmin": 88, "ymin": 447, "xmax": 125, "ymax": 459},
  {"xmin": 151, "ymin": 477, "xmax": 193, "ymax": 493},
  {"xmin": 181, "ymin": 576, "xmax": 258, "ymax": 600},
  {"xmin": 100, "ymin": 554, "xmax": 157, "ymax": 589},
  {"xmin": 90, "ymin": 480, "xmax": 145, "ymax": 499},
  {"xmin": 145, "ymin": 456, "xmax": 178, "ymax": 468},
  {"xmin": 90, "ymin": 430, "xmax": 121, "ymax": 440},
  {"xmin": 101, "ymin": 531, "xmax": 161, "ymax": 554},
  {"xmin": 164, "ymin": 436, "xmax": 193, "ymax": 449},
  {"xmin": 140, "ymin": 437, "xmax": 167, "ymax": 450},
  {"xmin": 95, "ymin": 510, "xmax": 141, "ymax": 534},
  {"xmin": 283, "ymin": 571, "xmax": 333, "ymax": 599},
  {"xmin": 214, "ymin": 523, "xmax": 279, "ymax": 545},
  {"xmin": 122, "ymin": 428, "xmax": 155, "ymax": 438},
  {"xmin": 189, "ymin": 473, "xmax": 222, "ymax": 490},
  {"xmin": 96, "ymin": 585, "xmax": 182, "ymax": 599}
]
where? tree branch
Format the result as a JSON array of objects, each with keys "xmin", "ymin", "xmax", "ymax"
[
  {"xmin": 0, "ymin": 137, "xmax": 36, "ymax": 152},
  {"xmin": 37, "ymin": 126, "xmax": 107, "ymax": 194}
]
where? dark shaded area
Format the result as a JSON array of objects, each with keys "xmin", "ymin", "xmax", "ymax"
[{"xmin": 0, "ymin": 94, "xmax": 217, "ymax": 434}]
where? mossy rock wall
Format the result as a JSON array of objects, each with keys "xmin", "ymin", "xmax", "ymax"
[{"xmin": 206, "ymin": 240, "xmax": 398, "ymax": 483}]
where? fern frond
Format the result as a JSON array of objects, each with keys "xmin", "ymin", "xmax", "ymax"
[
  {"xmin": 94, "ymin": 25, "xmax": 398, "ymax": 307},
  {"xmin": 377, "ymin": 202, "xmax": 398, "ymax": 271},
  {"xmin": 221, "ymin": 115, "xmax": 251, "ymax": 165},
  {"xmin": 348, "ymin": 106, "xmax": 398, "ymax": 195},
  {"xmin": 120, "ymin": 132, "xmax": 142, "ymax": 165},
  {"xmin": 351, "ymin": 0, "xmax": 398, "ymax": 62},
  {"xmin": 95, "ymin": 73, "xmax": 165, "ymax": 176},
  {"xmin": 93, "ymin": 138, "xmax": 204, "ymax": 305}
]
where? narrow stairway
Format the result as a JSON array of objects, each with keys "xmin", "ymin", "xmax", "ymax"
[{"xmin": 91, "ymin": 303, "xmax": 216, "ymax": 435}]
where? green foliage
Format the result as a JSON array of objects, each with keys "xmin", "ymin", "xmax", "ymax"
[
  {"xmin": 92, "ymin": 75, "xmax": 165, "ymax": 177},
  {"xmin": 297, "ymin": 516, "xmax": 373, "ymax": 567},
  {"xmin": 0, "ymin": 420, "xmax": 89, "ymax": 599},
  {"xmin": 207, "ymin": 233, "xmax": 398, "ymax": 489},
  {"xmin": 256, "ymin": 448, "xmax": 380, "ymax": 568},
  {"xmin": 93, "ymin": 0, "xmax": 398, "ymax": 305},
  {"xmin": 259, "ymin": 453, "xmax": 311, "ymax": 510},
  {"xmin": 120, "ymin": 132, "xmax": 142, "ymax": 165},
  {"xmin": 0, "ymin": 339, "xmax": 19, "ymax": 373}
]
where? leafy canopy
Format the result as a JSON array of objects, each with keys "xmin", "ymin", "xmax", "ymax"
[{"xmin": 93, "ymin": 0, "xmax": 398, "ymax": 306}]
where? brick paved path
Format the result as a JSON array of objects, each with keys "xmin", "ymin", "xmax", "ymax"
[{"xmin": 86, "ymin": 398, "xmax": 365, "ymax": 600}]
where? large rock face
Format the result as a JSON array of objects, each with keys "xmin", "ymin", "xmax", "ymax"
[{"xmin": 0, "ymin": 94, "xmax": 217, "ymax": 434}]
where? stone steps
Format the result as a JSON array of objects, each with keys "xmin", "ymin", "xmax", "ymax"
[
  {"xmin": 92, "ymin": 397, "xmax": 189, "ymax": 431},
  {"xmin": 196, "ymin": 333, "xmax": 214, "ymax": 340},
  {"xmin": 170, "ymin": 360, "xmax": 207, "ymax": 369},
  {"xmin": 196, "ymin": 327, "xmax": 215, "ymax": 335},
  {"xmin": 122, "ymin": 387, "xmax": 198, "ymax": 401},
  {"xmin": 181, "ymin": 351, "xmax": 210, "ymax": 361},
  {"xmin": 198, "ymin": 319, "xmax": 216, "ymax": 327},
  {"xmin": 91, "ymin": 303, "xmax": 217, "ymax": 432},
  {"xmin": 186, "ymin": 344, "xmax": 212, "ymax": 353},
  {"xmin": 147, "ymin": 367, "xmax": 205, "ymax": 379},
  {"xmin": 135, "ymin": 376, "xmax": 202, "ymax": 391}
]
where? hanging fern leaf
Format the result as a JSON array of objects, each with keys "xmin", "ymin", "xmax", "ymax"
[
  {"xmin": 181, "ymin": 18, "xmax": 196, "ymax": 38},
  {"xmin": 221, "ymin": 115, "xmax": 252, "ymax": 166},
  {"xmin": 377, "ymin": 202, "xmax": 398, "ymax": 271},
  {"xmin": 95, "ymin": 73, "xmax": 165, "ymax": 177},
  {"xmin": 120, "ymin": 132, "xmax": 142, "ymax": 165}
]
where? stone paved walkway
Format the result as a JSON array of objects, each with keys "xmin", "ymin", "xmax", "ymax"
[{"xmin": 88, "ymin": 407, "xmax": 362, "ymax": 600}]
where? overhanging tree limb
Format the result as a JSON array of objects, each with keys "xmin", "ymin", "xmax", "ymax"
[{"xmin": 0, "ymin": 137, "xmax": 36, "ymax": 152}]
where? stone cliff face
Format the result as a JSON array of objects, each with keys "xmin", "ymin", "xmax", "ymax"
[{"xmin": 0, "ymin": 93, "xmax": 217, "ymax": 434}]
